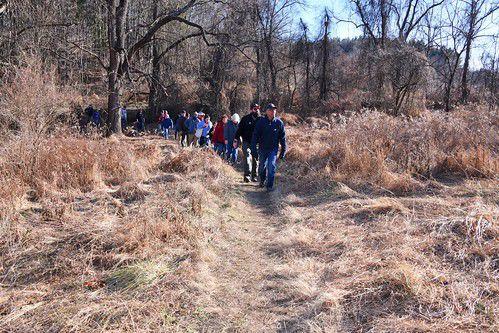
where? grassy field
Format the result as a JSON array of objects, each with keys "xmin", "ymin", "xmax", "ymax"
[{"xmin": 0, "ymin": 107, "xmax": 497, "ymax": 332}]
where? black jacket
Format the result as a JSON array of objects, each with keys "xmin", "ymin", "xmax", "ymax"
[{"xmin": 235, "ymin": 112, "xmax": 260, "ymax": 143}]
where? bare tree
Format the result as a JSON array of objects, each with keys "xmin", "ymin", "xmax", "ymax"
[
  {"xmin": 319, "ymin": 9, "xmax": 331, "ymax": 101},
  {"xmin": 299, "ymin": 19, "xmax": 311, "ymax": 106},
  {"xmin": 460, "ymin": 0, "xmax": 498, "ymax": 104},
  {"xmin": 102, "ymin": 0, "xmax": 218, "ymax": 134},
  {"xmin": 393, "ymin": 0, "xmax": 445, "ymax": 42}
]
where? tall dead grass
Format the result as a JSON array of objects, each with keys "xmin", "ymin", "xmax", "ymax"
[{"xmin": 286, "ymin": 106, "xmax": 498, "ymax": 194}]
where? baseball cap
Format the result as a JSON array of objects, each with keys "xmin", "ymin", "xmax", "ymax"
[
  {"xmin": 265, "ymin": 103, "xmax": 277, "ymax": 111},
  {"xmin": 250, "ymin": 103, "xmax": 260, "ymax": 109}
]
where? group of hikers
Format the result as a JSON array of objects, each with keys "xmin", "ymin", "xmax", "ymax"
[
  {"xmin": 166, "ymin": 103, "xmax": 287, "ymax": 192},
  {"xmin": 82, "ymin": 102, "xmax": 287, "ymax": 191},
  {"xmin": 83, "ymin": 105, "xmax": 146, "ymax": 133}
]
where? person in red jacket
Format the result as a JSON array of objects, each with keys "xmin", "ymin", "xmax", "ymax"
[{"xmin": 213, "ymin": 115, "xmax": 228, "ymax": 156}]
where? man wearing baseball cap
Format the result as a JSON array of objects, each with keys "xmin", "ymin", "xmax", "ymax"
[
  {"xmin": 251, "ymin": 103, "xmax": 287, "ymax": 192},
  {"xmin": 234, "ymin": 103, "xmax": 261, "ymax": 182}
]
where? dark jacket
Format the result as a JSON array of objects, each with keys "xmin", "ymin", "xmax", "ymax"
[
  {"xmin": 176, "ymin": 115, "xmax": 187, "ymax": 132},
  {"xmin": 224, "ymin": 121, "xmax": 238, "ymax": 145},
  {"xmin": 251, "ymin": 116, "xmax": 286, "ymax": 155},
  {"xmin": 235, "ymin": 112, "xmax": 259, "ymax": 143},
  {"xmin": 161, "ymin": 117, "xmax": 173, "ymax": 129}
]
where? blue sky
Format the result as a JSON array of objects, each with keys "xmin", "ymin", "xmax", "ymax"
[
  {"xmin": 298, "ymin": 0, "xmax": 360, "ymax": 39},
  {"xmin": 296, "ymin": 0, "xmax": 498, "ymax": 69}
]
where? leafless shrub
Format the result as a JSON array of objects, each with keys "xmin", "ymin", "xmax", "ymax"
[{"xmin": 0, "ymin": 57, "xmax": 79, "ymax": 138}]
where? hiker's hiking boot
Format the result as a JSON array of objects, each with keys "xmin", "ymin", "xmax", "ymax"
[
  {"xmin": 244, "ymin": 176, "xmax": 251, "ymax": 183},
  {"xmin": 251, "ymin": 176, "xmax": 258, "ymax": 182}
]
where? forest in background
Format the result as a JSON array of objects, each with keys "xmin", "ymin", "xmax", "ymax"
[
  {"xmin": 1, "ymin": 1, "xmax": 499, "ymax": 332},
  {"xmin": 0, "ymin": 0, "xmax": 497, "ymax": 133}
]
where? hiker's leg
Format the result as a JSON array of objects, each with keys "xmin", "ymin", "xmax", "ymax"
[
  {"xmin": 266, "ymin": 150, "xmax": 278, "ymax": 189},
  {"xmin": 229, "ymin": 145, "xmax": 237, "ymax": 163},
  {"xmin": 258, "ymin": 151, "xmax": 269, "ymax": 184},
  {"xmin": 251, "ymin": 150, "xmax": 258, "ymax": 179},
  {"xmin": 233, "ymin": 147, "xmax": 238, "ymax": 163},
  {"xmin": 225, "ymin": 144, "xmax": 231, "ymax": 160},
  {"xmin": 217, "ymin": 143, "xmax": 224, "ymax": 156},
  {"xmin": 242, "ymin": 142, "xmax": 251, "ymax": 178}
]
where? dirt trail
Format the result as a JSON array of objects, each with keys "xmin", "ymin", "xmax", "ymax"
[{"xmin": 190, "ymin": 171, "xmax": 312, "ymax": 332}]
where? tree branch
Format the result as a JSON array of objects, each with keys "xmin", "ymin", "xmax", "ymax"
[{"xmin": 69, "ymin": 41, "xmax": 108, "ymax": 70}]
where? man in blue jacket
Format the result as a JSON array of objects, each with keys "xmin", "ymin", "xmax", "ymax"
[{"xmin": 251, "ymin": 103, "xmax": 287, "ymax": 192}]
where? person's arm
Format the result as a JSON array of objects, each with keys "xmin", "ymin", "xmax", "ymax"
[
  {"xmin": 279, "ymin": 122, "xmax": 287, "ymax": 159},
  {"xmin": 234, "ymin": 117, "xmax": 246, "ymax": 142},
  {"xmin": 251, "ymin": 120, "xmax": 261, "ymax": 156},
  {"xmin": 224, "ymin": 125, "xmax": 229, "ymax": 145}
]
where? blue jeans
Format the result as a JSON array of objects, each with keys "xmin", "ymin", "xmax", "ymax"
[
  {"xmin": 199, "ymin": 136, "xmax": 210, "ymax": 147},
  {"xmin": 226, "ymin": 144, "xmax": 238, "ymax": 163},
  {"xmin": 214, "ymin": 142, "xmax": 225, "ymax": 156},
  {"xmin": 258, "ymin": 150, "xmax": 278, "ymax": 189},
  {"xmin": 162, "ymin": 128, "xmax": 169, "ymax": 138}
]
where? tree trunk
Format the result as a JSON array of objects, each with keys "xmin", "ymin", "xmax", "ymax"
[
  {"xmin": 304, "ymin": 33, "xmax": 311, "ymax": 107},
  {"xmin": 460, "ymin": 36, "xmax": 472, "ymax": 104},
  {"xmin": 319, "ymin": 12, "xmax": 330, "ymax": 101},
  {"xmin": 106, "ymin": 0, "xmax": 128, "ymax": 135},
  {"xmin": 460, "ymin": 1, "xmax": 477, "ymax": 104},
  {"xmin": 445, "ymin": 60, "xmax": 459, "ymax": 112},
  {"xmin": 380, "ymin": 0, "xmax": 388, "ymax": 48},
  {"xmin": 148, "ymin": 1, "xmax": 161, "ymax": 120},
  {"xmin": 265, "ymin": 35, "xmax": 278, "ymax": 101},
  {"xmin": 255, "ymin": 45, "xmax": 261, "ymax": 102}
]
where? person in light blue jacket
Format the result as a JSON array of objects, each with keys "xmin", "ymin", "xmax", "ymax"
[
  {"xmin": 197, "ymin": 115, "xmax": 212, "ymax": 147},
  {"xmin": 161, "ymin": 112, "xmax": 173, "ymax": 139},
  {"xmin": 224, "ymin": 113, "xmax": 240, "ymax": 164}
]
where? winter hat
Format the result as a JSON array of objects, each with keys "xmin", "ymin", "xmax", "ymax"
[{"xmin": 231, "ymin": 113, "xmax": 240, "ymax": 123}]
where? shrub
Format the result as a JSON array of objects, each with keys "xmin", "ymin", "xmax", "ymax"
[{"xmin": 286, "ymin": 107, "xmax": 498, "ymax": 193}]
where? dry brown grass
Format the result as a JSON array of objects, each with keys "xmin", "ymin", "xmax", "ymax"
[
  {"xmin": 271, "ymin": 106, "xmax": 499, "ymax": 332},
  {"xmin": 286, "ymin": 106, "xmax": 498, "ymax": 194},
  {"xmin": 0, "ymin": 136, "xmax": 235, "ymax": 331}
]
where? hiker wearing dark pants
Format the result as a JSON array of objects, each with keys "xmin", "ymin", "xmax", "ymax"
[
  {"xmin": 225, "ymin": 113, "xmax": 240, "ymax": 164},
  {"xmin": 120, "ymin": 106, "xmax": 127, "ymax": 132},
  {"xmin": 176, "ymin": 111, "xmax": 188, "ymax": 146},
  {"xmin": 251, "ymin": 103, "xmax": 286, "ymax": 192},
  {"xmin": 185, "ymin": 112, "xmax": 200, "ymax": 147},
  {"xmin": 235, "ymin": 103, "xmax": 261, "ymax": 183}
]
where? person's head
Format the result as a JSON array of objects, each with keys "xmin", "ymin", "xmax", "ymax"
[
  {"xmin": 231, "ymin": 113, "xmax": 240, "ymax": 124},
  {"xmin": 250, "ymin": 103, "xmax": 260, "ymax": 115},
  {"xmin": 198, "ymin": 112, "xmax": 205, "ymax": 120},
  {"xmin": 265, "ymin": 103, "xmax": 277, "ymax": 119},
  {"xmin": 182, "ymin": 110, "xmax": 187, "ymax": 117},
  {"xmin": 193, "ymin": 112, "xmax": 198, "ymax": 118},
  {"xmin": 221, "ymin": 115, "xmax": 228, "ymax": 124},
  {"xmin": 205, "ymin": 115, "xmax": 210, "ymax": 123}
]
